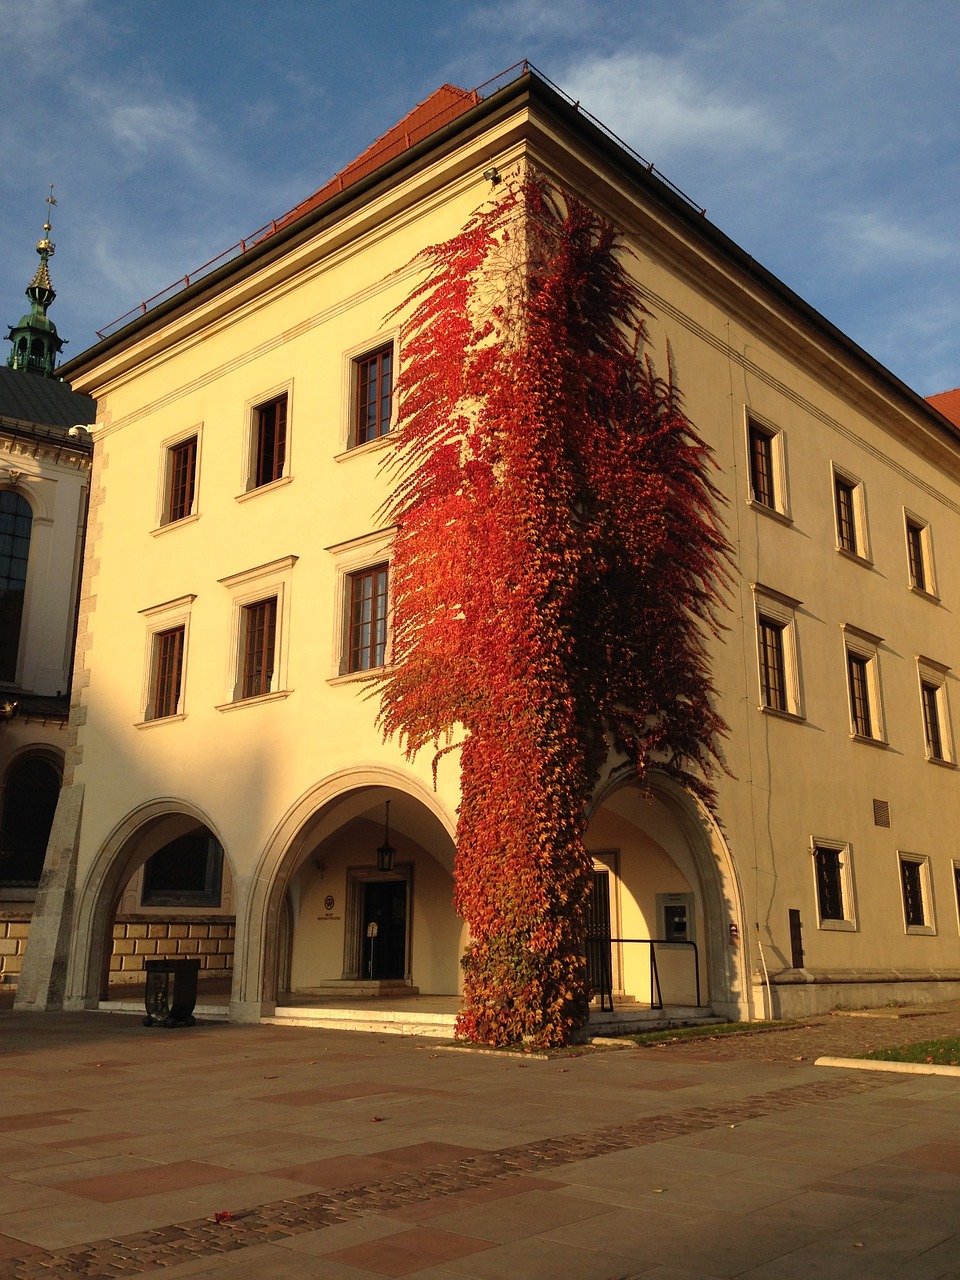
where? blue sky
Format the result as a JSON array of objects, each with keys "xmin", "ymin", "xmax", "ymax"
[{"xmin": 3, "ymin": 0, "xmax": 958, "ymax": 395}]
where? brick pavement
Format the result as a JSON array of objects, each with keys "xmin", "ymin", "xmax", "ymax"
[{"xmin": 0, "ymin": 1006, "xmax": 958, "ymax": 1278}]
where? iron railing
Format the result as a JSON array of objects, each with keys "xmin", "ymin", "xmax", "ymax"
[{"xmin": 587, "ymin": 936, "xmax": 701, "ymax": 1013}]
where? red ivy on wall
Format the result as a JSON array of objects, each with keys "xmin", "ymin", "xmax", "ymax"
[{"xmin": 378, "ymin": 174, "xmax": 730, "ymax": 1047}]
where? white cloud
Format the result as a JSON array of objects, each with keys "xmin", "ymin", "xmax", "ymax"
[
  {"xmin": 827, "ymin": 210, "xmax": 955, "ymax": 271},
  {"xmin": 559, "ymin": 49, "xmax": 782, "ymax": 160}
]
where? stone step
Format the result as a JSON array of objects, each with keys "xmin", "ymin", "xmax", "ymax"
[{"xmin": 263, "ymin": 1002, "xmax": 456, "ymax": 1038}]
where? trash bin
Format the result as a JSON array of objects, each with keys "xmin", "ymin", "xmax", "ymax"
[{"xmin": 143, "ymin": 958, "xmax": 200, "ymax": 1027}]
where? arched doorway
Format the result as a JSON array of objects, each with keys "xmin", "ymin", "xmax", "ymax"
[
  {"xmin": 585, "ymin": 771, "xmax": 748, "ymax": 1020},
  {"xmin": 69, "ymin": 804, "xmax": 235, "ymax": 1008},
  {"xmin": 243, "ymin": 771, "xmax": 459, "ymax": 1016}
]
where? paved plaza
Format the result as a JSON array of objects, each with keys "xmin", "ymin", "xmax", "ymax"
[{"xmin": 1, "ymin": 1002, "xmax": 959, "ymax": 1278}]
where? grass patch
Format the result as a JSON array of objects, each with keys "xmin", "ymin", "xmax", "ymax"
[
  {"xmin": 861, "ymin": 1037, "xmax": 960, "ymax": 1066},
  {"xmin": 625, "ymin": 1020, "xmax": 790, "ymax": 1047}
]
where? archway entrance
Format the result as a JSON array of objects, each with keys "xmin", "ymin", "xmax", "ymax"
[
  {"xmin": 263, "ymin": 783, "xmax": 459, "ymax": 1005},
  {"xmin": 77, "ymin": 808, "xmax": 235, "ymax": 1008},
  {"xmin": 585, "ymin": 773, "xmax": 745, "ymax": 1020}
]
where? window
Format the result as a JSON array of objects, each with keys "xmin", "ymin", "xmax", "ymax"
[
  {"xmin": 0, "ymin": 491, "xmax": 32, "ymax": 682},
  {"xmin": 347, "ymin": 565, "xmax": 389, "ymax": 672},
  {"xmin": 0, "ymin": 755, "xmax": 60, "ymax": 889},
  {"xmin": 218, "ymin": 556, "xmax": 296, "ymax": 708},
  {"xmin": 253, "ymin": 393, "xmax": 287, "ymax": 487},
  {"xmin": 904, "ymin": 513, "xmax": 936, "ymax": 597},
  {"xmin": 848, "ymin": 653, "xmax": 872, "ymax": 737},
  {"xmin": 166, "ymin": 436, "xmax": 197, "ymax": 523},
  {"xmin": 138, "ymin": 595, "xmax": 194, "ymax": 725},
  {"xmin": 354, "ymin": 346, "xmax": 393, "ymax": 446},
  {"xmin": 151, "ymin": 627, "xmax": 185, "ymax": 719},
  {"xmin": 239, "ymin": 598, "xmax": 277, "ymax": 698},
  {"xmin": 917, "ymin": 659, "xmax": 953, "ymax": 764},
  {"xmin": 954, "ymin": 862, "xmax": 960, "ymax": 933},
  {"xmin": 833, "ymin": 469, "xmax": 868, "ymax": 559},
  {"xmin": 141, "ymin": 828, "xmax": 223, "ymax": 907},
  {"xmin": 753, "ymin": 585, "xmax": 802, "ymax": 718},
  {"xmin": 843, "ymin": 625, "xmax": 884, "ymax": 743},
  {"xmin": 812, "ymin": 841, "xmax": 856, "ymax": 929},
  {"xmin": 899, "ymin": 853, "xmax": 934, "ymax": 933},
  {"xmin": 758, "ymin": 618, "xmax": 786, "ymax": 711},
  {"xmin": 745, "ymin": 416, "xmax": 788, "ymax": 517}
]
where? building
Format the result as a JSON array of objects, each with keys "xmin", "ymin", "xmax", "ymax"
[
  {"xmin": 18, "ymin": 66, "xmax": 960, "ymax": 1027},
  {"xmin": 0, "ymin": 210, "xmax": 93, "ymax": 993}
]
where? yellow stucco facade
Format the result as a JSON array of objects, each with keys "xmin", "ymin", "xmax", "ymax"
[{"xmin": 20, "ymin": 70, "xmax": 960, "ymax": 1026}]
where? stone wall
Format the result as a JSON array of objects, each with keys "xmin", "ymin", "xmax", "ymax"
[
  {"xmin": 110, "ymin": 916, "xmax": 236, "ymax": 983},
  {"xmin": 0, "ymin": 913, "xmax": 30, "ymax": 986},
  {"xmin": 0, "ymin": 913, "xmax": 236, "ymax": 989}
]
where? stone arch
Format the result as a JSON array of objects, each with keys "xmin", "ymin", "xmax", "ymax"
[
  {"xmin": 66, "ymin": 797, "xmax": 232, "ymax": 1008},
  {"xmin": 233, "ymin": 765, "xmax": 458, "ymax": 1020},
  {"xmin": 587, "ymin": 767, "xmax": 749, "ymax": 1020}
]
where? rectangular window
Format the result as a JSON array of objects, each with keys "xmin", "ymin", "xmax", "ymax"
[
  {"xmin": 954, "ymin": 863, "xmax": 960, "ymax": 932},
  {"xmin": 812, "ymin": 840, "xmax": 856, "ymax": 930},
  {"xmin": 917, "ymin": 661, "xmax": 952, "ymax": 764},
  {"xmin": 835, "ymin": 476, "xmax": 857, "ymax": 553},
  {"xmin": 348, "ymin": 565, "xmax": 389, "ymax": 672},
  {"xmin": 240, "ymin": 597, "xmax": 277, "ymax": 698},
  {"xmin": 753, "ymin": 586, "xmax": 802, "ymax": 718},
  {"xmin": 847, "ymin": 652, "xmax": 872, "ymax": 738},
  {"xmin": 921, "ymin": 681, "xmax": 944, "ymax": 760},
  {"xmin": 253, "ymin": 394, "xmax": 287, "ymax": 488},
  {"xmin": 906, "ymin": 520, "xmax": 926, "ymax": 592},
  {"xmin": 748, "ymin": 424, "xmax": 775, "ymax": 508},
  {"xmin": 166, "ymin": 437, "xmax": 197, "ymax": 523},
  {"xmin": 354, "ymin": 346, "xmax": 393, "ymax": 446},
  {"xmin": 900, "ymin": 855, "xmax": 927, "ymax": 930},
  {"xmin": 758, "ymin": 616, "xmax": 787, "ymax": 711},
  {"xmin": 152, "ymin": 626, "xmax": 185, "ymax": 719},
  {"xmin": 814, "ymin": 845, "xmax": 844, "ymax": 922}
]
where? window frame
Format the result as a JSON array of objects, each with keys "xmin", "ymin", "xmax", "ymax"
[
  {"xmin": 753, "ymin": 585, "xmax": 803, "ymax": 719},
  {"xmin": 903, "ymin": 510, "xmax": 937, "ymax": 600},
  {"xmin": 745, "ymin": 414, "xmax": 790, "ymax": 520},
  {"xmin": 898, "ymin": 852, "xmax": 936, "ymax": 935},
  {"xmin": 810, "ymin": 838, "xmax": 858, "ymax": 931},
  {"xmin": 326, "ymin": 528, "xmax": 395, "ymax": 681},
  {"xmin": 155, "ymin": 425, "xmax": 202, "ymax": 532},
  {"xmin": 916, "ymin": 657, "xmax": 954, "ymax": 765},
  {"xmin": 239, "ymin": 383, "xmax": 293, "ymax": 497},
  {"xmin": 137, "ymin": 595, "xmax": 195, "ymax": 726},
  {"xmin": 842, "ymin": 624, "xmax": 885, "ymax": 745},
  {"xmin": 217, "ymin": 556, "xmax": 297, "ymax": 709},
  {"xmin": 341, "ymin": 338, "xmax": 397, "ymax": 453},
  {"xmin": 832, "ymin": 466, "xmax": 870, "ymax": 562},
  {"xmin": 346, "ymin": 564, "xmax": 390, "ymax": 674}
]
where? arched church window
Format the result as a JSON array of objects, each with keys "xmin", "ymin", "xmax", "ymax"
[
  {"xmin": 0, "ymin": 491, "xmax": 32, "ymax": 681},
  {"xmin": 0, "ymin": 755, "xmax": 60, "ymax": 887}
]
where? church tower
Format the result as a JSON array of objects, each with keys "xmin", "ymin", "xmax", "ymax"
[{"xmin": 6, "ymin": 189, "xmax": 64, "ymax": 378}]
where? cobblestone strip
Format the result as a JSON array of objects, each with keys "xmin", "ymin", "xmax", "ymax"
[{"xmin": 0, "ymin": 1072, "xmax": 895, "ymax": 1279}]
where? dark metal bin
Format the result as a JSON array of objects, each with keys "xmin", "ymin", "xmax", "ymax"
[{"xmin": 143, "ymin": 958, "xmax": 200, "ymax": 1027}]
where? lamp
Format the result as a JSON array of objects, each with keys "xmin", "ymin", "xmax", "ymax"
[
  {"xmin": 376, "ymin": 800, "xmax": 396, "ymax": 872},
  {"xmin": 483, "ymin": 165, "xmax": 502, "ymax": 185}
]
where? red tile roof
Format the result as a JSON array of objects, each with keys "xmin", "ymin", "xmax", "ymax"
[
  {"xmin": 926, "ymin": 387, "xmax": 960, "ymax": 428},
  {"xmin": 268, "ymin": 84, "xmax": 480, "ymax": 237}
]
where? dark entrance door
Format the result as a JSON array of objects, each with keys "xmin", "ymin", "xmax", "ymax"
[
  {"xmin": 585, "ymin": 869, "xmax": 613, "ymax": 1000},
  {"xmin": 361, "ymin": 880, "xmax": 407, "ymax": 979}
]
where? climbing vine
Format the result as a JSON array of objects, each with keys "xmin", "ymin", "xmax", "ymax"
[{"xmin": 377, "ymin": 173, "xmax": 730, "ymax": 1047}]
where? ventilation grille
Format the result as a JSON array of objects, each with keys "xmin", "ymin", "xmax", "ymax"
[{"xmin": 873, "ymin": 798, "xmax": 891, "ymax": 828}]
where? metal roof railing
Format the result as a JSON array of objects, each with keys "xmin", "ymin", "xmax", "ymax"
[{"xmin": 95, "ymin": 61, "xmax": 705, "ymax": 342}]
